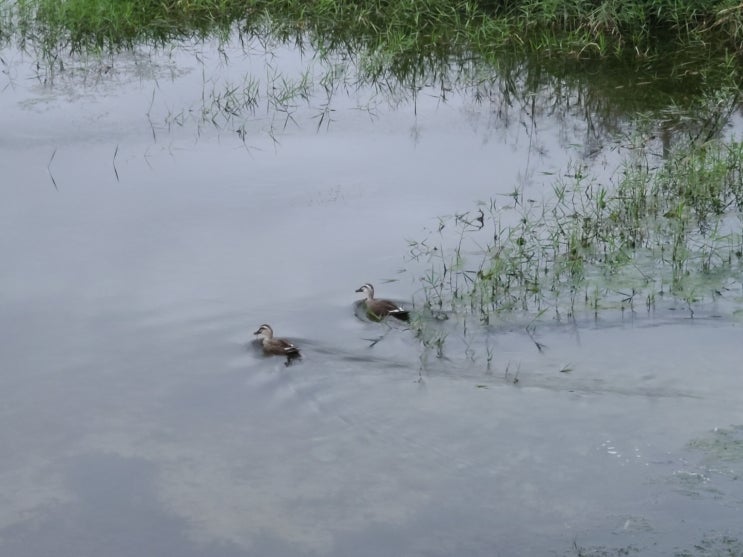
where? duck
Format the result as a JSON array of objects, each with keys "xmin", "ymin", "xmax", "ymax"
[
  {"xmin": 254, "ymin": 324, "xmax": 301, "ymax": 358},
  {"xmin": 355, "ymin": 283, "xmax": 409, "ymax": 321}
]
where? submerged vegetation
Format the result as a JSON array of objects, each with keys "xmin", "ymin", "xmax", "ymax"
[
  {"xmin": 406, "ymin": 122, "xmax": 743, "ymax": 360},
  {"xmin": 410, "ymin": 130, "xmax": 743, "ymax": 323}
]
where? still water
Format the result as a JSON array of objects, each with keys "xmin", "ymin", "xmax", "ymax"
[{"xmin": 1, "ymin": 38, "xmax": 743, "ymax": 556}]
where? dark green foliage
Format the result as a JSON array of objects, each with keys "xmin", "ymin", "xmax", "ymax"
[{"xmin": 4, "ymin": 0, "xmax": 743, "ymax": 60}]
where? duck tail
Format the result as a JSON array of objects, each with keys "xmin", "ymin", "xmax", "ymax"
[{"xmin": 390, "ymin": 309, "xmax": 410, "ymax": 322}]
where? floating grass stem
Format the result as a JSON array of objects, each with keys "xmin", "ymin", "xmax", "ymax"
[{"xmin": 412, "ymin": 129, "xmax": 743, "ymax": 326}]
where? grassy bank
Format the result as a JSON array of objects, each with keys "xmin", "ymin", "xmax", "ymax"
[
  {"xmin": 4, "ymin": 0, "xmax": 741, "ymax": 143},
  {"xmin": 4, "ymin": 0, "xmax": 743, "ymax": 60},
  {"xmin": 4, "ymin": 0, "xmax": 741, "ymax": 137}
]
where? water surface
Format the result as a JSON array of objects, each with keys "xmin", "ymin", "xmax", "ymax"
[{"xmin": 1, "ymin": 38, "xmax": 742, "ymax": 556}]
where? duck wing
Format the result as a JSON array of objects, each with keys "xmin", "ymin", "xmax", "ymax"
[
  {"xmin": 266, "ymin": 338, "xmax": 301, "ymax": 357},
  {"xmin": 368, "ymin": 299, "xmax": 410, "ymax": 321}
]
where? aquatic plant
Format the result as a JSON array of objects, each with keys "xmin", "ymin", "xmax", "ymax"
[
  {"xmin": 6, "ymin": 0, "xmax": 743, "ymax": 58},
  {"xmin": 4, "ymin": 0, "xmax": 742, "ymax": 151},
  {"xmin": 5, "ymin": 0, "xmax": 743, "ymax": 78},
  {"xmin": 408, "ymin": 114, "xmax": 743, "ymax": 326}
]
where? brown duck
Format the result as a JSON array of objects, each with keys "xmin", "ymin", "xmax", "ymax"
[
  {"xmin": 355, "ymin": 283, "xmax": 409, "ymax": 321},
  {"xmin": 254, "ymin": 324, "xmax": 301, "ymax": 358}
]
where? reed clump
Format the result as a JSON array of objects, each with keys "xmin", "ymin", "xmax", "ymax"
[
  {"xmin": 4, "ymin": 0, "xmax": 743, "ymax": 60},
  {"xmin": 6, "ymin": 0, "xmax": 247, "ymax": 54},
  {"xmin": 409, "ymin": 128, "xmax": 743, "ymax": 323}
]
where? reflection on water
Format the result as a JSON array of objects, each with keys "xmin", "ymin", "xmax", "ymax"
[{"xmin": 1, "ymin": 36, "xmax": 743, "ymax": 556}]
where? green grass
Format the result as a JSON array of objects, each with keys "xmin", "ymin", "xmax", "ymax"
[
  {"xmin": 4, "ymin": 0, "xmax": 742, "ymax": 140},
  {"xmin": 408, "ymin": 111, "xmax": 743, "ymax": 325},
  {"xmin": 4, "ymin": 0, "xmax": 743, "ymax": 60},
  {"xmin": 8, "ymin": 0, "xmax": 244, "ymax": 51},
  {"xmin": 4, "ymin": 0, "xmax": 741, "ymax": 135}
]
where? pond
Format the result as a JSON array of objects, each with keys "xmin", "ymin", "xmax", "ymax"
[{"xmin": 2, "ymin": 35, "xmax": 743, "ymax": 556}]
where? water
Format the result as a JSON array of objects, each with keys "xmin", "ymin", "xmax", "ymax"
[{"xmin": 2, "ymin": 38, "xmax": 743, "ymax": 556}]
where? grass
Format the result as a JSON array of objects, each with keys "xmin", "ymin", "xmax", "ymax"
[
  {"xmin": 4, "ymin": 0, "xmax": 742, "ymax": 148},
  {"xmin": 408, "ymin": 109, "xmax": 743, "ymax": 326},
  {"xmin": 6, "ymin": 0, "xmax": 243, "ymax": 52},
  {"xmin": 4, "ymin": 0, "xmax": 743, "ymax": 61},
  {"xmin": 4, "ymin": 0, "xmax": 741, "ymax": 146}
]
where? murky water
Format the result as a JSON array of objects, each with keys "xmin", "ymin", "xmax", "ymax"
[{"xmin": 2, "ymin": 38, "xmax": 743, "ymax": 556}]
